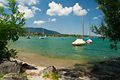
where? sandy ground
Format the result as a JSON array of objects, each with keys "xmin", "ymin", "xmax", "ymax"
[{"xmin": 17, "ymin": 51, "xmax": 87, "ymax": 69}]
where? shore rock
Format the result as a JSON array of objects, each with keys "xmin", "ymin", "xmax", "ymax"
[
  {"xmin": 58, "ymin": 65, "xmax": 91, "ymax": 80},
  {"xmin": 0, "ymin": 61, "xmax": 22, "ymax": 74},
  {"xmin": 40, "ymin": 66, "xmax": 57, "ymax": 75},
  {"xmin": 1, "ymin": 57, "xmax": 120, "ymax": 80},
  {"xmin": 57, "ymin": 58, "xmax": 120, "ymax": 80},
  {"xmin": 90, "ymin": 58, "xmax": 120, "ymax": 80}
]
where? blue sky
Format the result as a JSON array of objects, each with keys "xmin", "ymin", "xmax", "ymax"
[{"xmin": 0, "ymin": 0, "xmax": 103, "ymax": 35}]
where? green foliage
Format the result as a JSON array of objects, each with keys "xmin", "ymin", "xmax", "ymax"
[
  {"xmin": 0, "ymin": 6, "xmax": 4, "ymax": 13},
  {"xmin": 43, "ymin": 72, "xmax": 59, "ymax": 80},
  {"xmin": 93, "ymin": 0, "xmax": 120, "ymax": 50},
  {"xmin": 0, "ymin": 73, "xmax": 4, "ymax": 80},
  {"xmin": 0, "ymin": 0, "xmax": 25, "ymax": 61},
  {"xmin": 92, "ymin": 23, "xmax": 107, "ymax": 37}
]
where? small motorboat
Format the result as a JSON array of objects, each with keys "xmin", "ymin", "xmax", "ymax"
[
  {"xmin": 72, "ymin": 39, "xmax": 86, "ymax": 46},
  {"xmin": 39, "ymin": 37, "xmax": 45, "ymax": 39},
  {"xmin": 27, "ymin": 36, "xmax": 31, "ymax": 39},
  {"xmin": 39, "ymin": 35, "xmax": 47, "ymax": 39}
]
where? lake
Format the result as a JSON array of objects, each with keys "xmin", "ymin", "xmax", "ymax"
[{"xmin": 9, "ymin": 37, "xmax": 120, "ymax": 64}]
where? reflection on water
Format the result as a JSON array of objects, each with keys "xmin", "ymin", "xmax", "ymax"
[{"xmin": 73, "ymin": 46, "xmax": 85, "ymax": 53}]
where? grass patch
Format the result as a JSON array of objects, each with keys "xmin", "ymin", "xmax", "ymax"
[
  {"xmin": 43, "ymin": 72, "xmax": 59, "ymax": 80},
  {"xmin": 0, "ymin": 73, "xmax": 4, "ymax": 80}
]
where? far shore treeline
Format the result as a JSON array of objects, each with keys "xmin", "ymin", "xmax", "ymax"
[{"xmin": 24, "ymin": 28, "xmax": 96, "ymax": 38}]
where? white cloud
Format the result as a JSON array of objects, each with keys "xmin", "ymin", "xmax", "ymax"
[
  {"xmin": 0, "ymin": 0, "xmax": 7, "ymax": 5},
  {"xmin": 87, "ymin": 9, "xmax": 90, "ymax": 12},
  {"xmin": 17, "ymin": 0, "xmax": 39, "ymax": 6},
  {"xmin": 34, "ymin": 20, "xmax": 46, "ymax": 26},
  {"xmin": 17, "ymin": 0, "xmax": 40, "ymax": 19},
  {"xmin": 47, "ymin": 1, "xmax": 72, "ymax": 16},
  {"xmin": 17, "ymin": 0, "xmax": 41, "ymax": 19},
  {"xmin": 18, "ymin": 4, "xmax": 34, "ymax": 19},
  {"xmin": 0, "ymin": 0, "xmax": 8, "ymax": 8},
  {"xmin": 0, "ymin": 2, "xmax": 3, "ymax": 7},
  {"xmin": 59, "ymin": 7, "xmax": 73, "ymax": 16},
  {"xmin": 73, "ymin": 3, "xmax": 88, "ymax": 16},
  {"xmin": 51, "ymin": 18, "xmax": 56, "ymax": 22},
  {"xmin": 96, "ymin": 6, "xmax": 99, "ymax": 10},
  {"xmin": 48, "ymin": 18, "xmax": 57, "ymax": 22},
  {"xmin": 18, "ymin": 4, "xmax": 41, "ymax": 19},
  {"xmin": 93, "ymin": 17, "xmax": 98, "ymax": 20},
  {"xmin": 93, "ymin": 15, "xmax": 103, "ymax": 20},
  {"xmin": 32, "ymin": 6, "xmax": 41, "ymax": 13},
  {"xmin": 0, "ymin": 0, "xmax": 41, "ymax": 19},
  {"xmin": 0, "ymin": 0, "xmax": 39, "ymax": 6},
  {"xmin": 47, "ymin": 2, "xmax": 88, "ymax": 17}
]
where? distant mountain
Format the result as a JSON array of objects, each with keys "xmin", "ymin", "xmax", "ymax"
[{"xmin": 26, "ymin": 27, "xmax": 60, "ymax": 34}]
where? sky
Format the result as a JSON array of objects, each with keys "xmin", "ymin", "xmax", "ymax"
[{"xmin": 0, "ymin": 0, "xmax": 103, "ymax": 35}]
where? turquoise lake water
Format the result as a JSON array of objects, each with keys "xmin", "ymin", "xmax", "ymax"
[{"xmin": 9, "ymin": 37, "xmax": 120, "ymax": 63}]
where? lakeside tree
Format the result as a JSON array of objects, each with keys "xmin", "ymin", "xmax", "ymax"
[
  {"xmin": 92, "ymin": 0, "xmax": 120, "ymax": 50},
  {"xmin": 0, "ymin": 0, "xmax": 25, "ymax": 61}
]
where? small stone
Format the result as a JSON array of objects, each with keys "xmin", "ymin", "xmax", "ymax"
[{"xmin": 3, "ymin": 73, "xmax": 27, "ymax": 80}]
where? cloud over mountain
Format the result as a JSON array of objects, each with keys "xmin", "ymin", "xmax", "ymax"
[{"xmin": 34, "ymin": 20, "xmax": 46, "ymax": 26}]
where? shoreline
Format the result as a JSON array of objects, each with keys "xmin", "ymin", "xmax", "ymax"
[
  {"xmin": 16, "ymin": 53, "xmax": 120, "ymax": 80},
  {"xmin": 1, "ymin": 52, "xmax": 120, "ymax": 80},
  {"xmin": 17, "ymin": 51, "xmax": 87, "ymax": 69}
]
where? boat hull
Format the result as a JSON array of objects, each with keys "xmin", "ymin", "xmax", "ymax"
[
  {"xmin": 72, "ymin": 39, "xmax": 86, "ymax": 46},
  {"xmin": 72, "ymin": 43, "xmax": 85, "ymax": 46}
]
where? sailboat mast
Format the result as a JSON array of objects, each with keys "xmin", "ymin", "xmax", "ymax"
[
  {"xmin": 28, "ymin": 29, "xmax": 30, "ymax": 36},
  {"xmin": 42, "ymin": 28, "xmax": 44, "ymax": 36},
  {"xmin": 82, "ymin": 16, "xmax": 84, "ymax": 38},
  {"xmin": 89, "ymin": 16, "xmax": 91, "ymax": 37}
]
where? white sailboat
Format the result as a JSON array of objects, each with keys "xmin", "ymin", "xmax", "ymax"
[
  {"xmin": 86, "ymin": 38, "xmax": 92, "ymax": 44},
  {"xmin": 72, "ymin": 39, "xmax": 86, "ymax": 46},
  {"xmin": 72, "ymin": 16, "xmax": 86, "ymax": 46},
  {"xmin": 86, "ymin": 16, "xmax": 93, "ymax": 44}
]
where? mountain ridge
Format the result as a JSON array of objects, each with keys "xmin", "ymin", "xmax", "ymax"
[{"xmin": 26, "ymin": 27, "xmax": 60, "ymax": 34}]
